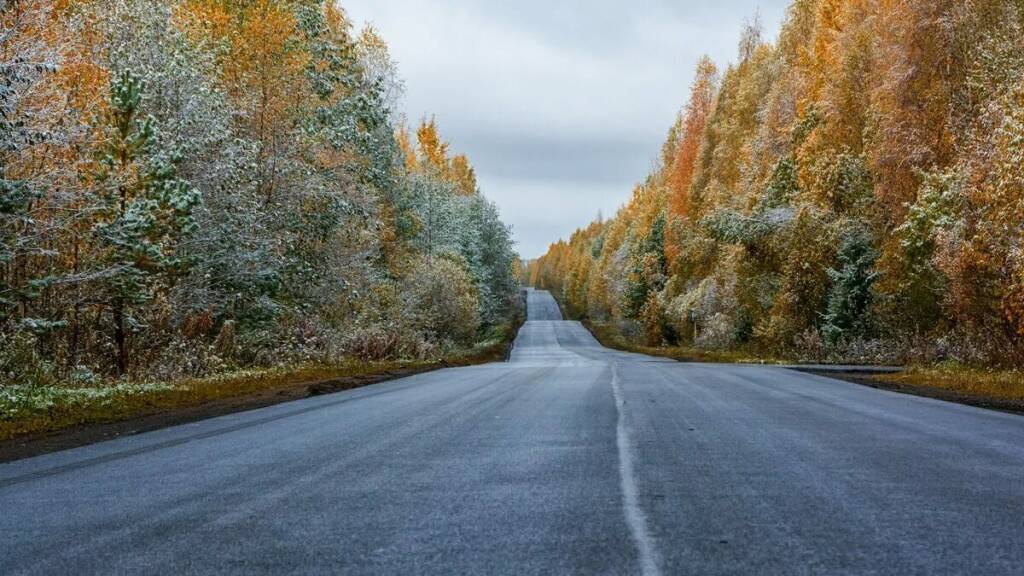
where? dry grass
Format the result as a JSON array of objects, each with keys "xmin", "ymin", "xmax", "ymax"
[{"xmin": 875, "ymin": 364, "xmax": 1024, "ymax": 403}]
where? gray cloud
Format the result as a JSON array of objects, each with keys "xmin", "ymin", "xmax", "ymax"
[
  {"xmin": 457, "ymin": 133, "xmax": 652, "ymax": 183},
  {"xmin": 344, "ymin": 0, "xmax": 791, "ymax": 258}
]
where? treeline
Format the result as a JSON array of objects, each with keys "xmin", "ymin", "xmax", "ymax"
[
  {"xmin": 528, "ymin": 0, "xmax": 1024, "ymax": 366},
  {"xmin": 1, "ymin": 0, "xmax": 519, "ymax": 385}
]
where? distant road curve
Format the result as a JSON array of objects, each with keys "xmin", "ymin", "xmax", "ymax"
[{"xmin": 2, "ymin": 289, "xmax": 1023, "ymax": 574}]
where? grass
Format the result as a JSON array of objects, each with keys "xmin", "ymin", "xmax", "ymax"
[
  {"xmin": 0, "ymin": 315, "xmax": 526, "ymax": 443},
  {"xmin": 874, "ymin": 363, "xmax": 1024, "ymax": 403},
  {"xmin": 0, "ymin": 359, "xmax": 435, "ymax": 441}
]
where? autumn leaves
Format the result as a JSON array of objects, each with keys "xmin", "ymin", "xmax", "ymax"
[
  {"xmin": 529, "ymin": 0, "xmax": 1024, "ymax": 367},
  {"xmin": 0, "ymin": 0, "xmax": 519, "ymax": 384}
]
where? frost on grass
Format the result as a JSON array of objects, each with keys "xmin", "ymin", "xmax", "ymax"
[{"xmin": 0, "ymin": 383, "xmax": 181, "ymax": 420}]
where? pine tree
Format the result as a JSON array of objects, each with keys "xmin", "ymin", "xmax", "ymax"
[
  {"xmin": 822, "ymin": 228, "xmax": 878, "ymax": 344},
  {"xmin": 90, "ymin": 71, "xmax": 200, "ymax": 374}
]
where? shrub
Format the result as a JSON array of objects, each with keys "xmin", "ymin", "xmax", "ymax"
[
  {"xmin": 405, "ymin": 255, "xmax": 481, "ymax": 347},
  {"xmin": 0, "ymin": 331, "xmax": 58, "ymax": 387}
]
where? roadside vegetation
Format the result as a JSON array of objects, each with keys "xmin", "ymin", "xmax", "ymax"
[
  {"xmin": 875, "ymin": 365, "xmax": 1024, "ymax": 405},
  {"xmin": 527, "ymin": 0, "xmax": 1024, "ymax": 403},
  {"xmin": 584, "ymin": 319, "xmax": 786, "ymax": 365},
  {"xmin": 0, "ymin": 317, "xmax": 523, "ymax": 442},
  {"xmin": 0, "ymin": 1, "xmax": 521, "ymax": 440}
]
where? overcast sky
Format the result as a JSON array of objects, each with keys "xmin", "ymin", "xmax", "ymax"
[{"xmin": 343, "ymin": 1, "xmax": 791, "ymax": 258}]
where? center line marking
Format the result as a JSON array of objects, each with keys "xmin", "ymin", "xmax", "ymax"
[{"xmin": 611, "ymin": 363, "xmax": 662, "ymax": 576}]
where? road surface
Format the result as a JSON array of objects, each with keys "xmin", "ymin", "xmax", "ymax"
[{"xmin": 2, "ymin": 289, "xmax": 1023, "ymax": 574}]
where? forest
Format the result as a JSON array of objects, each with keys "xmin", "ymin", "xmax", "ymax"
[
  {"xmin": 0, "ymin": 0, "xmax": 520, "ymax": 398},
  {"xmin": 528, "ymin": 0, "xmax": 1024, "ymax": 368}
]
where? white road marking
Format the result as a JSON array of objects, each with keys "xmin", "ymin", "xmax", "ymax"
[{"xmin": 611, "ymin": 363, "xmax": 662, "ymax": 576}]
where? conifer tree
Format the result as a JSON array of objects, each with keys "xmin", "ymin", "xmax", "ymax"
[{"xmin": 90, "ymin": 71, "xmax": 199, "ymax": 374}]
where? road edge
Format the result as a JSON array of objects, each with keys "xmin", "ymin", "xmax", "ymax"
[
  {"xmin": 0, "ymin": 302, "xmax": 528, "ymax": 464},
  {"xmin": 571, "ymin": 309, "xmax": 1024, "ymax": 416},
  {"xmin": 796, "ymin": 369, "xmax": 1024, "ymax": 416}
]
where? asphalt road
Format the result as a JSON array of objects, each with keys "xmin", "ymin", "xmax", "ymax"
[{"xmin": 2, "ymin": 289, "xmax": 1023, "ymax": 574}]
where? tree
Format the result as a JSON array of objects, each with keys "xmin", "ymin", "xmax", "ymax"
[
  {"xmin": 667, "ymin": 56, "xmax": 718, "ymax": 222},
  {"xmin": 415, "ymin": 117, "xmax": 451, "ymax": 179},
  {"xmin": 0, "ymin": 25, "xmax": 52, "ymax": 325},
  {"xmin": 738, "ymin": 11, "xmax": 764, "ymax": 64},
  {"xmin": 0, "ymin": 0, "xmax": 522, "ymax": 384},
  {"xmin": 451, "ymin": 154, "xmax": 477, "ymax": 195},
  {"xmin": 0, "ymin": 0, "xmax": 65, "ymax": 338},
  {"xmin": 357, "ymin": 24, "xmax": 405, "ymax": 121},
  {"xmin": 822, "ymin": 227, "xmax": 878, "ymax": 344},
  {"xmin": 868, "ymin": 0, "xmax": 957, "ymax": 223},
  {"xmin": 88, "ymin": 71, "xmax": 199, "ymax": 375}
]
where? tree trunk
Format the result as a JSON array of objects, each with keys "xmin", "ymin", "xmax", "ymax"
[
  {"xmin": 69, "ymin": 241, "xmax": 80, "ymax": 368},
  {"xmin": 113, "ymin": 297, "xmax": 127, "ymax": 376}
]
